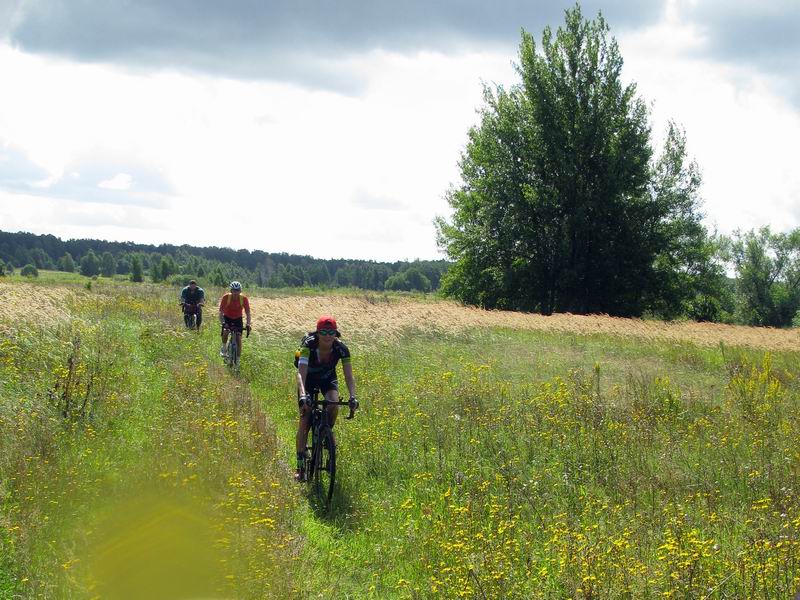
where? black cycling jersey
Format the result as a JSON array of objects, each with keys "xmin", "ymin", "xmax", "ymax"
[{"xmin": 296, "ymin": 333, "xmax": 351, "ymax": 381}]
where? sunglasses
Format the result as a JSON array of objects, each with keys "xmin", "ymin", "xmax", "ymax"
[{"xmin": 318, "ymin": 329, "xmax": 337, "ymax": 336}]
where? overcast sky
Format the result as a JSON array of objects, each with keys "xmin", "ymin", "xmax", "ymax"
[{"xmin": 0, "ymin": 0, "xmax": 798, "ymax": 261}]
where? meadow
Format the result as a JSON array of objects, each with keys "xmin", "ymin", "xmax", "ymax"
[{"xmin": 1, "ymin": 274, "xmax": 799, "ymax": 598}]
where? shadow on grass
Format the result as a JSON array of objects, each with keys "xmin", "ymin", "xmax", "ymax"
[{"xmin": 305, "ymin": 473, "xmax": 363, "ymax": 532}]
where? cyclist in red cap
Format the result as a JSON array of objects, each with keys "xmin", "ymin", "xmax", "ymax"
[{"xmin": 295, "ymin": 315, "xmax": 358, "ymax": 481}]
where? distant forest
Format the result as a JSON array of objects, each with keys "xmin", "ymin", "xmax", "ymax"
[{"xmin": 0, "ymin": 230, "xmax": 448, "ymax": 292}]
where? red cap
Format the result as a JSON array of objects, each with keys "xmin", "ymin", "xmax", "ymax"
[{"xmin": 316, "ymin": 315, "xmax": 338, "ymax": 331}]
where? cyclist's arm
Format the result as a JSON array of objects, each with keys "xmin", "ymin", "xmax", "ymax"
[
  {"xmin": 244, "ymin": 297, "xmax": 252, "ymax": 327},
  {"xmin": 198, "ymin": 289, "xmax": 205, "ymax": 305},
  {"xmin": 297, "ymin": 363, "xmax": 308, "ymax": 396},
  {"xmin": 342, "ymin": 361, "xmax": 356, "ymax": 399}
]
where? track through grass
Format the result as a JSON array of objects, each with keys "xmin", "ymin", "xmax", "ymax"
[{"xmin": 2, "ymin": 279, "xmax": 799, "ymax": 598}]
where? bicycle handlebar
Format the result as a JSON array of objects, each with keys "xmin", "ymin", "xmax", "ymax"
[
  {"xmin": 221, "ymin": 322, "xmax": 250, "ymax": 337},
  {"xmin": 309, "ymin": 398, "xmax": 357, "ymax": 419}
]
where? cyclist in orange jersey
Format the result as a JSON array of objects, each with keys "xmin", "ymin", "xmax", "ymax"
[{"xmin": 218, "ymin": 281, "xmax": 252, "ymax": 357}]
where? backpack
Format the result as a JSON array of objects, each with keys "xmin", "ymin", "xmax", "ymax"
[
  {"xmin": 222, "ymin": 293, "xmax": 245, "ymax": 308},
  {"xmin": 293, "ymin": 332, "xmax": 317, "ymax": 368}
]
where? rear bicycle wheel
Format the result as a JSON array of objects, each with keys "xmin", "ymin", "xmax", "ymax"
[{"xmin": 313, "ymin": 427, "xmax": 336, "ymax": 505}]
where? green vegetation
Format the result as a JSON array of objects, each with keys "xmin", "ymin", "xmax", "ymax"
[
  {"xmin": 247, "ymin": 327, "xmax": 800, "ymax": 598},
  {"xmin": 19, "ymin": 264, "xmax": 38, "ymax": 277},
  {"xmin": 0, "ymin": 282, "xmax": 298, "ymax": 597},
  {"xmin": 724, "ymin": 227, "xmax": 800, "ymax": 327},
  {"xmin": 1, "ymin": 275, "xmax": 798, "ymax": 598}
]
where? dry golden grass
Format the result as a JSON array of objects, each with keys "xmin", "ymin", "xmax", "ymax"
[
  {"xmin": 2, "ymin": 281, "xmax": 797, "ymax": 351},
  {"xmin": 250, "ymin": 295, "xmax": 800, "ymax": 351},
  {"xmin": 0, "ymin": 282, "xmax": 77, "ymax": 328}
]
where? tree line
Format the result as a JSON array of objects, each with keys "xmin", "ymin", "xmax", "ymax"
[
  {"xmin": 435, "ymin": 5, "xmax": 800, "ymax": 328},
  {"xmin": 0, "ymin": 230, "xmax": 447, "ymax": 293}
]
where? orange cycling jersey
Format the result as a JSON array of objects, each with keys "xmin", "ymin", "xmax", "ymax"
[{"xmin": 219, "ymin": 293, "xmax": 250, "ymax": 319}]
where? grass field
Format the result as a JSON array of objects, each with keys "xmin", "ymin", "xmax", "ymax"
[{"xmin": 1, "ymin": 276, "xmax": 799, "ymax": 598}]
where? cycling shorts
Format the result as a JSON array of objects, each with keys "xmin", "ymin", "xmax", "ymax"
[
  {"xmin": 305, "ymin": 373, "xmax": 339, "ymax": 395},
  {"xmin": 222, "ymin": 316, "xmax": 243, "ymax": 332}
]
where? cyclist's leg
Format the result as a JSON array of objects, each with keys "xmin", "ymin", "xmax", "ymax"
[
  {"xmin": 295, "ymin": 406, "xmax": 311, "ymax": 479},
  {"xmin": 196, "ymin": 306, "xmax": 203, "ymax": 329},
  {"xmin": 295, "ymin": 407, "xmax": 311, "ymax": 454},
  {"xmin": 322, "ymin": 381, "xmax": 340, "ymax": 447},
  {"xmin": 220, "ymin": 317, "xmax": 232, "ymax": 355}
]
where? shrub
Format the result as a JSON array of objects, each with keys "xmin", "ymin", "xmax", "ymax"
[{"xmin": 20, "ymin": 263, "xmax": 39, "ymax": 277}]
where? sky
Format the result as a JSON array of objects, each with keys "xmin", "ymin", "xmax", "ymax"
[{"xmin": 0, "ymin": 0, "xmax": 798, "ymax": 262}]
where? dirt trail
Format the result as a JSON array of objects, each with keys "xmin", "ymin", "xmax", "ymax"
[{"xmin": 250, "ymin": 295, "xmax": 800, "ymax": 352}]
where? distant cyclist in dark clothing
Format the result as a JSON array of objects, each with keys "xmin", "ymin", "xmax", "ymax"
[
  {"xmin": 180, "ymin": 279, "xmax": 205, "ymax": 328},
  {"xmin": 295, "ymin": 315, "xmax": 357, "ymax": 480}
]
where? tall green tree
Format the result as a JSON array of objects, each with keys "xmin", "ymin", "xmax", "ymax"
[
  {"xmin": 159, "ymin": 255, "xmax": 177, "ymax": 280},
  {"xmin": 116, "ymin": 255, "xmax": 130, "ymax": 275},
  {"xmin": 30, "ymin": 248, "xmax": 52, "ymax": 270},
  {"xmin": 210, "ymin": 266, "xmax": 226, "ymax": 287},
  {"xmin": 130, "ymin": 255, "xmax": 144, "ymax": 282},
  {"xmin": 80, "ymin": 250, "xmax": 101, "ymax": 277},
  {"xmin": 436, "ymin": 5, "xmax": 712, "ymax": 317},
  {"xmin": 59, "ymin": 252, "xmax": 76, "ymax": 273},
  {"xmin": 101, "ymin": 252, "xmax": 116, "ymax": 277},
  {"xmin": 725, "ymin": 227, "xmax": 800, "ymax": 327}
]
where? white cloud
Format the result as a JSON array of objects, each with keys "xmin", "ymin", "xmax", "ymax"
[
  {"xmin": 1, "ymin": 2, "xmax": 799, "ymax": 262},
  {"xmin": 98, "ymin": 173, "xmax": 133, "ymax": 190},
  {"xmin": 0, "ymin": 192, "xmax": 169, "ymax": 235},
  {"xmin": 618, "ymin": 12, "xmax": 800, "ymax": 235}
]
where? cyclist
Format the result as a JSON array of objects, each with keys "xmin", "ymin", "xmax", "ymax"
[
  {"xmin": 295, "ymin": 315, "xmax": 358, "ymax": 481},
  {"xmin": 218, "ymin": 281, "xmax": 251, "ymax": 358},
  {"xmin": 180, "ymin": 279, "xmax": 205, "ymax": 329}
]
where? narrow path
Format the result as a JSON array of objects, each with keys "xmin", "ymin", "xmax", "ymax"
[{"xmin": 1, "ymin": 299, "xmax": 302, "ymax": 598}]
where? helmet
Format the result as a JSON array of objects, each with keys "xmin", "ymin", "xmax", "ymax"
[{"xmin": 230, "ymin": 281, "xmax": 242, "ymax": 291}]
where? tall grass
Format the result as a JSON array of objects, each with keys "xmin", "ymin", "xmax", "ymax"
[
  {"xmin": 0, "ymin": 284, "xmax": 298, "ymax": 598},
  {"xmin": 245, "ymin": 331, "xmax": 800, "ymax": 598},
  {"xmin": 2, "ymin": 278, "xmax": 799, "ymax": 598}
]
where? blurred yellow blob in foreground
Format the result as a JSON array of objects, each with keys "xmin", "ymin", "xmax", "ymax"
[{"xmin": 87, "ymin": 492, "xmax": 226, "ymax": 599}]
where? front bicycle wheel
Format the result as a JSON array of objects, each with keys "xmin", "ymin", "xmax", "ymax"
[
  {"xmin": 313, "ymin": 427, "xmax": 336, "ymax": 505},
  {"xmin": 226, "ymin": 337, "xmax": 238, "ymax": 369}
]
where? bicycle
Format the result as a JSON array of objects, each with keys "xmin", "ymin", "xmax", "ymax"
[
  {"xmin": 301, "ymin": 388, "xmax": 356, "ymax": 506},
  {"xmin": 222, "ymin": 321, "xmax": 250, "ymax": 370},
  {"xmin": 181, "ymin": 302, "xmax": 202, "ymax": 330}
]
